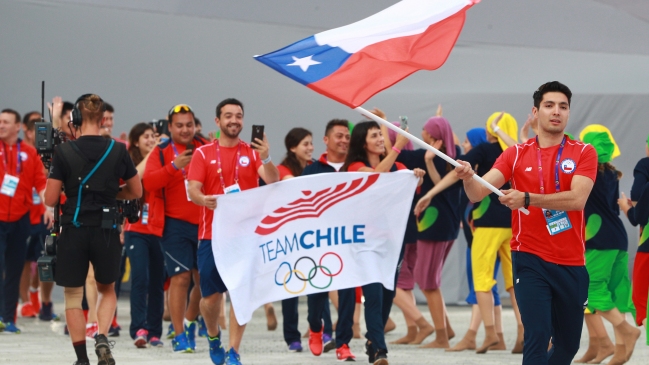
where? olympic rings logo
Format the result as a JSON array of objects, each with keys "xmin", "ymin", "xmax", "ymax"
[{"xmin": 274, "ymin": 252, "xmax": 343, "ymax": 294}]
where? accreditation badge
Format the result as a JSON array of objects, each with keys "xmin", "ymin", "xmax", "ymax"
[
  {"xmin": 184, "ymin": 180, "xmax": 192, "ymax": 201},
  {"xmin": 32, "ymin": 188, "xmax": 41, "ymax": 204},
  {"xmin": 141, "ymin": 203, "xmax": 149, "ymax": 225},
  {"xmin": 543, "ymin": 209, "xmax": 572, "ymax": 235},
  {"xmin": 1, "ymin": 174, "xmax": 19, "ymax": 197},
  {"xmin": 224, "ymin": 183, "xmax": 241, "ymax": 195}
]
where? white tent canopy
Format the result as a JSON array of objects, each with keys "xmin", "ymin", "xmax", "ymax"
[{"xmin": 2, "ymin": 0, "xmax": 648, "ymax": 303}]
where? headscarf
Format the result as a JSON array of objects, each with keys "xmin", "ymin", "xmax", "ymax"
[
  {"xmin": 486, "ymin": 112, "xmax": 518, "ymax": 151},
  {"xmin": 579, "ymin": 124, "xmax": 620, "ymax": 163},
  {"xmin": 423, "ymin": 116, "xmax": 456, "ymax": 159},
  {"xmin": 466, "ymin": 127, "xmax": 488, "ymax": 148},
  {"xmin": 388, "ymin": 121, "xmax": 414, "ymax": 151}
]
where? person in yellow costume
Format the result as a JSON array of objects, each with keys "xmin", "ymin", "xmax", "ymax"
[{"xmin": 416, "ymin": 112, "xmax": 524, "ymax": 354}]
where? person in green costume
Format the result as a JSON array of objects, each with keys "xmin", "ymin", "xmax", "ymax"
[{"xmin": 575, "ymin": 126, "xmax": 641, "ymax": 365}]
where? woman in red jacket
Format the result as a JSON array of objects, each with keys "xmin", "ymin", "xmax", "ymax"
[{"xmin": 123, "ymin": 122, "xmax": 165, "ymax": 348}]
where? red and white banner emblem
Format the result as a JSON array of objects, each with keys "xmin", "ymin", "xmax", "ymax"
[{"xmin": 212, "ymin": 171, "xmax": 418, "ymax": 324}]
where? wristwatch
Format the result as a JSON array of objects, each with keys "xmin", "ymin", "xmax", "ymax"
[{"xmin": 524, "ymin": 192, "xmax": 530, "ymax": 209}]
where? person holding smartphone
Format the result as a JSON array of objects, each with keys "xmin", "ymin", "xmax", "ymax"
[
  {"xmin": 187, "ymin": 98, "xmax": 279, "ymax": 365},
  {"xmin": 142, "ymin": 104, "xmax": 207, "ymax": 353}
]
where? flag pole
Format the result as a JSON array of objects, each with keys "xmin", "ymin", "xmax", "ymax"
[{"xmin": 355, "ymin": 106, "xmax": 530, "ymax": 215}]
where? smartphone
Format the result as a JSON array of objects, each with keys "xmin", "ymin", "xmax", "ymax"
[
  {"xmin": 399, "ymin": 116, "xmax": 408, "ymax": 130},
  {"xmin": 251, "ymin": 125, "xmax": 265, "ymax": 146},
  {"xmin": 185, "ymin": 143, "xmax": 194, "ymax": 155}
]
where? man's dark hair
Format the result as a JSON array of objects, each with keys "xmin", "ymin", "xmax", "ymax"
[
  {"xmin": 103, "ymin": 102, "xmax": 114, "ymax": 113},
  {"xmin": 215, "ymin": 98, "xmax": 244, "ymax": 119},
  {"xmin": 533, "ymin": 81, "xmax": 572, "ymax": 109},
  {"xmin": 194, "ymin": 118, "xmax": 202, "ymax": 127},
  {"xmin": 61, "ymin": 102, "xmax": 74, "ymax": 117},
  {"xmin": 1, "ymin": 108, "xmax": 21, "ymax": 124},
  {"xmin": 22, "ymin": 111, "xmax": 41, "ymax": 130},
  {"xmin": 324, "ymin": 119, "xmax": 349, "ymax": 136}
]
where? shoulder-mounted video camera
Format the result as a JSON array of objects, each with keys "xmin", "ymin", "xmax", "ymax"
[
  {"xmin": 34, "ymin": 122, "xmax": 63, "ymax": 169},
  {"xmin": 118, "ymin": 199, "xmax": 141, "ymax": 224},
  {"xmin": 37, "ymin": 233, "xmax": 58, "ymax": 282}
]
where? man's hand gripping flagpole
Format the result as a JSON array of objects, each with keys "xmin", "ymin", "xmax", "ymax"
[{"xmin": 355, "ymin": 106, "xmax": 530, "ymax": 215}]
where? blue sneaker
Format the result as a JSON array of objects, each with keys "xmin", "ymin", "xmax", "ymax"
[
  {"xmin": 224, "ymin": 348, "xmax": 242, "ymax": 365},
  {"xmin": 198, "ymin": 316, "xmax": 208, "ymax": 337},
  {"xmin": 185, "ymin": 320, "xmax": 197, "ymax": 350},
  {"xmin": 208, "ymin": 333, "xmax": 226, "ymax": 365},
  {"xmin": 4, "ymin": 322, "xmax": 21, "ymax": 334},
  {"xmin": 323, "ymin": 333, "xmax": 335, "ymax": 353},
  {"xmin": 166, "ymin": 323, "xmax": 175, "ymax": 339},
  {"xmin": 172, "ymin": 332, "xmax": 193, "ymax": 353},
  {"xmin": 287, "ymin": 341, "xmax": 303, "ymax": 352}
]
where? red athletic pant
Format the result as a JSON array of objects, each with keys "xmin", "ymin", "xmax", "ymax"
[{"xmin": 632, "ymin": 252, "xmax": 649, "ymax": 326}]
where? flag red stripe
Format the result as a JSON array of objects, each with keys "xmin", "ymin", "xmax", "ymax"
[{"xmin": 308, "ymin": 6, "xmax": 469, "ymax": 108}]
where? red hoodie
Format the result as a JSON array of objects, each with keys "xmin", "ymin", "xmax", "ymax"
[{"xmin": 0, "ymin": 140, "xmax": 47, "ymax": 222}]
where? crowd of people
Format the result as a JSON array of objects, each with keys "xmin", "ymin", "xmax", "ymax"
[{"xmin": 0, "ymin": 81, "xmax": 648, "ymax": 365}]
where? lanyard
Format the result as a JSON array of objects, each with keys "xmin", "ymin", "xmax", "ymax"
[
  {"xmin": 1, "ymin": 141, "xmax": 21, "ymax": 175},
  {"xmin": 170, "ymin": 141, "xmax": 187, "ymax": 179},
  {"xmin": 215, "ymin": 140, "xmax": 241, "ymax": 190},
  {"xmin": 535, "ymin": 136, "xmax": 566, "ymax": 194}
]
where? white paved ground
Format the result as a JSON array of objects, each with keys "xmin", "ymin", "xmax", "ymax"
[{"xmin": 1, "ymin": 297, "xmax": 647, "ymax": 365}]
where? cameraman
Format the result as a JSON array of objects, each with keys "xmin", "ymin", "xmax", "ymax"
[{"xmin": 44, "ymin": 94, "xmax": 141, "ymax": 365}]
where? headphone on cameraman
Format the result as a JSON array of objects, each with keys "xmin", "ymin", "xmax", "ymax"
[{"xmin": 71, "ymin": 94, "xmax": 106, "ymax": 127}]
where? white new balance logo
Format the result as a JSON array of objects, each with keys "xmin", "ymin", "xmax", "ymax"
[{"xmin": 525, "ymin": 167, "xmax": 532, "ymax": 172}]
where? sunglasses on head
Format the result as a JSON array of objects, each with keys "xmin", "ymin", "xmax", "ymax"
[{"xmin": 168, "ymin": 104, "xmax": 193, "ymax": 117}]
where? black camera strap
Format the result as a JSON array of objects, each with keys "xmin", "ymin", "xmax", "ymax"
[{"xmin": 72, "ymin": 139, "xmax": 115, "ymax": 227}]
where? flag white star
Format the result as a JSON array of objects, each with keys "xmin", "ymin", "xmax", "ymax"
[{"xmin": 287, "ymin": 55, "xmax": 321, "ymax": 72}]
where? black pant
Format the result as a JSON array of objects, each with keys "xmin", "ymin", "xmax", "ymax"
[
  {"xmin": 513, "ymin": 251, "xmax": 589, "ymax": 365},
  {"xmin": 284, "ymin": 294, "xmax": 333, "ymax": 345},
  {"xmin": 361, "ymin": 283, "xmax": 394, "ymax": 352},
  {"xmin": 0, "ymin": 214, "xmax": 30, "ymax": 322},
  {"xmin": 333, "ymin": 243, "xmax": 405, "ymax": 352},
  {"xmin": 305, "ymin": 293, "xmax": 333, "ymax": 334},
  {"xmin": 125, "ymin": 232, "xmax": 165, "ymax": 339},
  {"xmin": 362, "ymin": 243, "xmax": 405, "ymax": 353},
  {"xmin": 335, "ymin": 287, "xmax": 357, "ymax": 348},
  {"xmin": 115, "ymin": 245, "xmax": 127, "ymax": 298}
]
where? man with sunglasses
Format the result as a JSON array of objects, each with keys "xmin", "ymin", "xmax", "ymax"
[
  {"xmin": 143, "ymin": 104, "xmax": 207, "ymax": 353},
  {"xmin": 187, "ymin": 98, "xmax": 279, "ymax": 365}
]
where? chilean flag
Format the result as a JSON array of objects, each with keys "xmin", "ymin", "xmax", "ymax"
[{"xmin": 255, "ymin": 0, "xmax": 479, "ymax": 108}]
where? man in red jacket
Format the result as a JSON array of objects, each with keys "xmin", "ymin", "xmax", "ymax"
[
  {"xmin": 19, "ymin": 112, "xmax": 58, "ymax": 321},
  {"xmin": 142, "ymin": 104, "xmax": 206, "ymax": 353},
  {"xmin": 0, "ymin": 108, "xmax": 51, "ymax": 333}
]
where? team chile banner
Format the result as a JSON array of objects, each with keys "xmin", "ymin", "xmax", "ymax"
[{"xmin": 211, "ymin": 171, "xmax": 418, "ymax": 324}]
